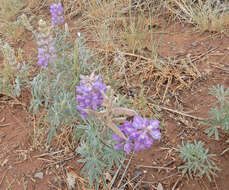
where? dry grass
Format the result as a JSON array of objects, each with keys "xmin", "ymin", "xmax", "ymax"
[
  {"xmin": 120, "ymin": 54, "xmax": 201, "ymax": 99},
  {"xmin": 0, "ymin": 0, "xmax": 26, "ymax": 21},
  {"xmin": 1, "ymin": 0, "xmax": 228, "ymax": 189},
  {"xmin": 165, "ymin": 0, "xmax": 229, "ymax": 32},
  {"xmin": 0, "ymin": 0, "xmax": 28, "ymax": 44},
  {"xmin": 70, "ymin": 0, "xmax": 202, "ymax": 104}
]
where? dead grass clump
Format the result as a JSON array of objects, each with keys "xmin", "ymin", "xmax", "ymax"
[
  {"xmin": 0, "ymin": 0, "xmax": 26, "ymax": 21},
  {"xmin": 0, "ymin": 0, "xmax": 28, "ymax": 44},
  {"xmin": 165, "ymin": 0, "xmax": 229, "ymax": 32},
  {"xmin": 62, "ymin": 0, "xmax": 82, "ymax": 19},
  {"xmin": 73, "ymin": 0, "xmax": 200, "ymax": 103},
  {"xmin": 126, "ymin": 57, "xmax": 201, "ymax": 96},
  {"xmin": 105, "ymin": 50, "xmax": 201, "ymax": 102},
  {"xmin": 119, "ymin": 13, "xmax": 157, "ymax": 55},
  {"xmin": 31, "ymin": 114, "xmax": 78, "ymax": 153}
]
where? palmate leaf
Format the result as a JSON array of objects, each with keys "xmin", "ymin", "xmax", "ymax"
[
  {"xmin": 201, "ymin": 85, "xmax": 229, "ymax": 141},
  {"xmin": 29, "ymin": 24, "xmax": 127, "ymax": 188},
  {"xmin": 177, "ymin": 140, "xmax": 218, "ymax": 181}
]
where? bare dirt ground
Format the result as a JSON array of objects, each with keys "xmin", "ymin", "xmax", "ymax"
[{"xmin": 1, "ymin": 19, "xmax": 229, "ymax": 190}]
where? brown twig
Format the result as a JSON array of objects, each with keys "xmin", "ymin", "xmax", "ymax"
[
  {"xmin": 44, "ymin": 156, "xmax": 75, "ymax": 168},
  {"xmin": 0, "ymin": 169, "xmax": 9, "ymax": 187},
  {"xmin": 33, "ymin": 150, "xmax": 65, "ymax": 158},
  {"xmin": 190, "ymin": 46, "xmax": 219, "ymax": 63},
  {"xmin": 220, "ymin": 147, "xmax": 229, "ymax": 156},
  {"xmin": 0, "ymin": 93, "xmax": 26, "ymax": 107},
  {"xmin": 0, "ymin": 123, "xmax": 12, "ymax": 128},
  {"xmin": 136, "ymin": 165, "xmax": 175, "ymax": 170},
  {"xmin": 172, "ymin": 176, "xmax": 182, "ymax": 190},
  {"xmin": 171, "ymin": 46, "xmax": 219, "ymax": 65},
  {"xmin": 160, "ymin": 172, "xmax": 180, "ymax": 181},
  {"xmin": 149, "ymin": 101, "xmax": 206, "ymax": 121}
]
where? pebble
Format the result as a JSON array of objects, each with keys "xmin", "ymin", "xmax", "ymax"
[
  {"xmin": 135, "ymin": 171, "xmax": 142, "ymax": 176},
  {"xmin": 34, "ymin": 172, "xmax": 44, "ymax": 179},
  {"xmin": 191, "ymin": 42, "xmax": 197, "ymax": 47}
]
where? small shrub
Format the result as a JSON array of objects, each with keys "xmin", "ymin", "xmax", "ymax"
[
  {"xmin": 0, "ymin": 0, "xmax": 27, "ymax": 43},
  {"xmin": 0, "ymin": 0, "xmax": 26, "ymax": 21},
  {"xmin": 29, "ymin": 3, "xmax": 162, "ymax": 188},
  {"xmin": 201, "ymin": 85, "xmax": 229, "ymax": 142},
  {"xmin": 177, "ymin": 140, "xmax": 219, "ymax": 181},
  {"xmin": 0, "ymin": 39, "xmax": 30, "ymax": 97},
  {"xmin": 166, "ymin": 0, "xmax": 229, "ymax": 32}
]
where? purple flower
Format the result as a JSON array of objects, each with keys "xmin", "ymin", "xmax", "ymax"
[
  {"xmin": 132, "ymin": 116, "xmax": 161, "ymax": 150},
  {"xmin": 113, "ymin": 116, "xmax": 161, "ymax": 154},
  {"xmin": 50, "ymin": 2, "xmax": 64, "ymax": 26},
  {"xmin": 112, "ymin": 134, "xmax": 133, "ymax": 154},
  {"xmin": 76, "ymin": 73, "xmax": 107, "ymax": 117},
  {"xmin": 37, "ymin": 20, "xmax": 56, "ymax": 67},
  {"xmin": 112, "ymin": 121, "xmax": 135, "ymax": 154}
]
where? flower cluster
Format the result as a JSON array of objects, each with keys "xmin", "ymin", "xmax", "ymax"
[
  {"xmin": 76, "ymin": 73, "xmax": 161, "ymax": 154},
  {"xmin": 37, "ymin": 20, "xmax": 56, "ymax": 67},
  {"xmin": 76, "ymin": 73, "xmax": 107, "ymax": 117},
  {"xmin": 113, "ymin": 116, "xmax": 161, "ymax": 154},
  {"xmin": 50, "ymin": 2, "xmax": 64, "ymax": 26}
]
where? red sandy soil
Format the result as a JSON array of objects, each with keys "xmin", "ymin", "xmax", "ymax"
[{"xmin": 0, "ymin": 20, "xmax": 229, "ymax": 190}]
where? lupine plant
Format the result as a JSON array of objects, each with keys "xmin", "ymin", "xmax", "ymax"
[
  {"xmin": 112, "ymin": 116, "xmax": 161, "ymax": 154},
  {"xmin": 0, "ymin": 39, "xmax": 30, "ymax": 97},
  {"xmin": 75, "ymin": 73, "xmax": 161, "ymax": 154},
  {"xmin": 29, "ymin": 4, "xmax": 124, "ymax": 187},
  {"xmin": 37, "ymin": 19, "xmax": 56, "ymax": 67},
  {"xmin": 30, "ymin": 2, "xmax": 161, "ymax": 188},
  {"xmin": 177, "ymin": 140, "xmax": 219, "ymax": 181},
  {"xmin": 201, "ymin": 85, "xmax": 229, "ymax": 142},
  {"xmin": 75, "ymin": 73, "xmax": 161, "ymax": 187},
  {"xmin": 50, "ymin": 2, "xmax": 64, "ymax": 26}
]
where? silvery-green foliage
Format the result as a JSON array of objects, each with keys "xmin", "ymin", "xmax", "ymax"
[
  {"xmin": 177, "ymin": 140, "xmax": 219, "ymax": 181},
  {"xmin": 30, "ymin": 28, "xmax": 90, "ymax": 120},
  {"xmin": 17, "ymin": 13, "xmax": 36, "ymax": 36},
  {"xmin": 0, "ymin": 39, "xmax": 18, "ymax": 68},
  {"xmin": 76, "ymin": 118, "xmax": 125, "ymax": 189},
  {"xmin": 0, "ymin": 39, "xmax": 30, "ymax": 97},
  {"xmin": 201, "ymin": 85, "xmax": 229, "ymax": 141},
  {"xmin": 30, "ymin": 33, "xmax": 88, "ymax": 137},
  {"xmin": 30, "ymin": 29, "xmax": 126, "ymax": 187},
  {"xmin": 13, "ymin": 62, "xmax": 30, "ymax": 97}
]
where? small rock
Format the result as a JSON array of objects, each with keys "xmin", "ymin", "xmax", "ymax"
[
  {"xmin": 135, "ymin": 171, "xmax": 142, "ymax": 176},
  {"xmin": 34, "ymin": 172, "xmax": 43, "ymax": 179},
  {"xmin": 191, "ymin": 42, "xmax": 197, "ymax": 47},
  {"xmin": 157, "ymin": 183, "xmax": 164, "ymax": 190},
  {"xmin": 1, "ymin": 159, "xmax": 8, "ymax": 167}
]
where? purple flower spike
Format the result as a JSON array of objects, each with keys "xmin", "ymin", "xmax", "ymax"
[
  {"xmin": 132, "ymin": 116, "xmax": 161, "ymax": 152},
  {"xmin": 124, "ymin": 142, "xmax": 133, "ymax": 154},
  {"xmin": 112, "ymin": 121, "xmax": 135, "ymax": 154},
  {"xmin": 37, "ymin": 20, "xmax": 56, "ymax": 67},
  {"xmin": 112, "ymin": 134, "xmax": 124, "ymax": 143},
  {"xmin": 113, "ymin": 116, "xmax": 161, "ymax": 154},
  {"xmin": 76, "ymin": 73, "xmax": 107, "ymax": 117},
  {"xmin": 114, "ymin": 144, "xmax": 122, "ymax": 150},
  {"xmin": 50, "ymin": 2, "xmax": 64, "ymax": 26}
]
